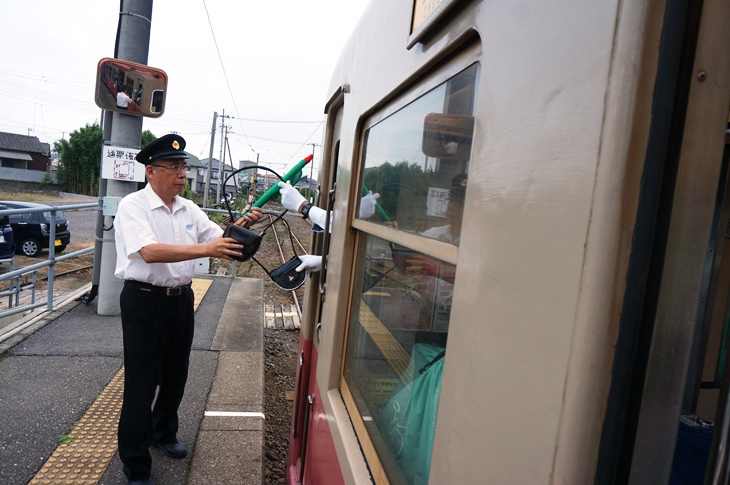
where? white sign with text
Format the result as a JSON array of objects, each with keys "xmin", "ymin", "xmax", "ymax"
[{"xmin": 101, "ymin": 145, "xmax": 144, "ymax": 182}]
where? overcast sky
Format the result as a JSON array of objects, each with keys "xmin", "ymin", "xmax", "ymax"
[{"xmin": 0, "ymin": 0, "xmax": 371, "ymax": 178}]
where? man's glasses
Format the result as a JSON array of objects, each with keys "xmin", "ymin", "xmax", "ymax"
[{"xmin": 151, "ymin": 164, "xmax": 190, "ymax": 173}]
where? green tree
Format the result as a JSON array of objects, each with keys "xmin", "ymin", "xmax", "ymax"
[
  {"xmin": 40, "ymin": 171, "xmax": 53, "ymax": 186},
  {"xmin": 363, "ymin": 160, "xmax": 431, "ymax": 227},
  {"xmin": 54, "ymin": 123, "xmax": 103, "ymax": 196},
  {"xmin": 53, "ymin": 125, "xmax": 158, "ymax": 196},
  {"xmin": 141, "ymin": 130, "xmax": 156, "ymax": 148}
]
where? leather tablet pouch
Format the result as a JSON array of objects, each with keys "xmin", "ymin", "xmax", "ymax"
[
  {"xmin": 223, "ymin": 224, "xmax": 262, "ymax": 262},
  {"xmin": 269, "ymin": 255, "xmax": 306, "ymax": 290}
]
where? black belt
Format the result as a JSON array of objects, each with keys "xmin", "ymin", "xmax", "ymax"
[{"xmin": 125, "ymin": 280, "xmax": 192, "ymax": 296}]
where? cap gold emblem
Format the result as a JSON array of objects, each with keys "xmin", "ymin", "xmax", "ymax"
[{"xmin": 172, "ymin": 140, "xmax": 180, "ymax": 150}]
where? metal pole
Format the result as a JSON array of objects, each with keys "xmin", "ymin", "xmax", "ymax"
[
  {"xmin": 308, "ymin": 143, "xmax": 318, "ymax": 202},
  {"xmin": 97, "ymin": 0, "xmax": 153, "ymax": 316},
  {"xmin": 46, "ymin": 210, "xmax": 57, "ymax": 311},
  {"xmin": 216, "ymin": 109, "xmax": 225, "ymax": 205},
  {"xmin": 79, "ymin": 109, "xmax": 113, "ymax": 304},
  {"xmin": 221, "ymin": 126, "xmax": 229, "ymax": 201},
  {"xmin": 204, "ymin": 111, "xmax": 217, "ymax": 208}
]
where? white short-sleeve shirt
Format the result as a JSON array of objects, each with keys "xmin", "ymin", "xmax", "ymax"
[
  {"xmin": 114, "ymin": 184, "xmax": 223, "ymax": 287},
  {"xmin": 421, "ymin": 224, "xmax": 459, "ymax": 244}
]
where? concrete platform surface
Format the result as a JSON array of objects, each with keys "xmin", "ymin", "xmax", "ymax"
[{"xmin": 0, "ymin": 275, "xmax": 265, "ymax": 485}]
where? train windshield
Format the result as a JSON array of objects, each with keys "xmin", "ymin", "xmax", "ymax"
[{"xmin": 343, "ymin": 64, "xmax": 478, "ymax": 484}]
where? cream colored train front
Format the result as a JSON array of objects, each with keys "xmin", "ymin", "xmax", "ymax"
[{"xmin": 287, "ymin": 0, "xmax": 730, "ymax": 483}]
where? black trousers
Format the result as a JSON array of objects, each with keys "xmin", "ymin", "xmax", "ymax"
[{"xmin": 118, "ymin": 284, "xmax": 195, "ymax": 480}]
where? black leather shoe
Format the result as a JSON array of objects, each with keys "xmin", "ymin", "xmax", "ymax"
[
  {"xmin": 152, "ymin": 439, "xmax": 187, "ymax": 459},
  {"xmin": 128, "ymin": 478, "xmax": 155, "ymax": 485}
]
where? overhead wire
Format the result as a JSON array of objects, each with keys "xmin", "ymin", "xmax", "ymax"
[
  {"xmin": 228, "ymin": 116, "xmax": 321, "ymax": 124},
  {"xmin": 0, "ymin": 17, "xmax": 321, "ymax": 155},
  {"xmin": 199, "ymin": 0, "xmax": 320, "ymax": 166},
  {"xmin": 201, "ymin": 0, "xmax": 254, "ymax": 158},
  {"xmin": 286, "ymin": 121, "xmax": 324, "ymax": 163}
]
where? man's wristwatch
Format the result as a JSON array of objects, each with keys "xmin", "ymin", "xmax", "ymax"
[{"xmin": 300, "ymin": 203, "xmax": 313, "ymax": 219}]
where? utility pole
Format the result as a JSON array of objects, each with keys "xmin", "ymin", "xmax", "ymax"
[
  {"xmin": 203, "ymin": 111, "xmax": 217, "ymax": 208},
  {"xmin": 221, "ymin": 125, "xmax": 233, "ymax": 198},
  {"xmin": 308, "ymin": 142, "xmax": 319, "ymax": 202},
  {"xmin": 97, "ymin": 0, "xmax": 153, "ymax": 316},
  {"xmin": 216, "ymin": 110, "xmax": 230, "ymax": 204},
  {"xmin": 250, "ymin": 152, "xmax": 259, "ymax": 202}
]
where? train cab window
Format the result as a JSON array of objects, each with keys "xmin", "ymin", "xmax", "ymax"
[
  {"xmin": 357, "ymin": 64, "xmax": 476, "ymax": 245},
  {"xmin": 343, "ymin": 64, "xmax": 477, "ymax": 484}
]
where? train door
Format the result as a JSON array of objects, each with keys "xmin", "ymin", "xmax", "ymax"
[
  {"xmin": 287, "ymin": 87, "xmax": 346, "ymax": 484},
  {"xmin": 597, "ymin": 0, "xmax": 730, "ymax": 482}
]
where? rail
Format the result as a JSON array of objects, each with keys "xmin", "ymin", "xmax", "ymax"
[
  {"xmin": 214, "ymin": 209, "xmax": 305, "ymax": 323},
  {"xmin": 0, "ymin": 202, "xmax": 96, "ymax": 320},
  {"xmin": 266, "ymin": 212, "xmax": 304, "ymax": 321}
]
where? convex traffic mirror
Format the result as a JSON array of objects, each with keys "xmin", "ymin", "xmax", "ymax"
[
  {"xmin": 422, "ymin": 113, "xmax": 475, "ymax": 161},
  {"xmin": 94, "ymin": 58, "xmax": 167, "ymax": 118}
]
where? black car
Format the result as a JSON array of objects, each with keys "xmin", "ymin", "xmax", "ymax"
[
  {"xmin": 0, "ymin": 201, "xmax": 71, "ymax": 257},
  {"xmin": 0, "ymin": 204, "xmax": 15, "ymax": 260}
]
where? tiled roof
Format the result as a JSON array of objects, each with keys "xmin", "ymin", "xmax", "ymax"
[{"xmin": 0, "ymin": 132, "xmax": 47, "ymax": 154}]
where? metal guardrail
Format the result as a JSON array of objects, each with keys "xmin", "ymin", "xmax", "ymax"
[
  {"xmin": 0, "ymin": 201, "xmax": 250, "ymax": 321},
  {"xmin": 0, "ymin": 202, "xmax": 97, "ymax": 319}
]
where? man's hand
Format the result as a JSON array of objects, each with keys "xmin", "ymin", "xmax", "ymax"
[
  {"xmin": 234, "ymin": 206, "xmax": 263, "ymax": 228},
  {"xmin": 359, "ymin": 191, "xmax": 380, "ymax": 219},
  {"xmin": 278, "ymin": 181, "xmax": 307, "ymax": 213},
  {"xmin": 405, "ymin": 255, "xmax": 439, "ymax": 278},
  {"xmin": 207, "ymin": 237, "xmax": 245, "ymax": 261},
  {"xmin": 296, "ymin": 254, "xmax": 323, "ymax": 273}
]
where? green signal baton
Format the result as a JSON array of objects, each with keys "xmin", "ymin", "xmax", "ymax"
[{"xmin": 236, "ymin": 154, "xmax": 313, "ymax": 223}]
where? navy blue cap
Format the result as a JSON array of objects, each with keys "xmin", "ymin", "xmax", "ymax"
[
  {"xmin": 449, "ymin": 173, "xmax": 467, "ymax": 202},
  {"xmin": 136, "ymin": 134, "xmax": 189, "ymax": 165}
]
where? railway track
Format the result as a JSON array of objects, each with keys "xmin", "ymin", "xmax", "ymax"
[
  {"xmin": 224, "ymin": 208, "xmax": 310, "ymax": 326},
  {"xmin": 43, "ymin": 264, "xmax": 94, "ymax": 280},
  {"xmin": 264, "ymin": 212, "xmax": 306, "ymax": 322}
]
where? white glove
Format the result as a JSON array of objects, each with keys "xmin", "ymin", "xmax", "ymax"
[
  {"xmin": 359, "ymin": 191, "xmax": 380, "ymax": 219},
  {"xmin": 296, "ymin": 254, "xmax": 323, "ymax": 273},
  {"xmin": 278, "ymin": 181, "xmax": 307, "ymax": 212}
]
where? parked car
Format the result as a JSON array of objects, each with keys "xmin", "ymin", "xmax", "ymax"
[
  {"xmin": 0, "ymin": 204, "xmax": 15, "ymax": 260},
  {"xmin": 0, "ymin": 201, "xmax": 71, "ymax": 257}
]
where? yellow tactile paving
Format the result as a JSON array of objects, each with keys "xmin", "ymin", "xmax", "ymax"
[
  {"xmin": 30, "ymin": 278, "xmax": 213, "ymax": 484},
  {"xmin": 30, "ymin": 368, "xmax": 124, "ymax": 485},
  {"xmin": 191, "ymin": 278, "xmax": 212, "ymax": 311},
  {"xmin": 359, "ymin": 303, "xmax": 412, "ymax": 383}
]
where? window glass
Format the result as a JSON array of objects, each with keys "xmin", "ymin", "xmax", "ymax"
[
  {"xmin": 357, "ymin": 64, "xmax": 477, "ymax": 246},
  {"xmin": 42, "ymin": 210, "xmax": 67, "ymax": 222},
  {"xmin": 344, "ymin": 233, "xmax": 454, "ymax": 484},
  {"xmin": 344, "ymin": 64, "xmax": 477, "ymax": 484},
  {"xmin": 9, "ymin": 213, "xmax": 31, "ymax": 223}
]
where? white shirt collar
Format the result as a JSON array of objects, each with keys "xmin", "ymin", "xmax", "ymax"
[{"xmin": 142, "ymin": 183, "xmax": 186, "ymax": 213}]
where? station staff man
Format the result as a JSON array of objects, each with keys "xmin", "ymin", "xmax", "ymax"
[
  {"xmin": 114, "ymin": 134, "xmax": 262, "ymax": 485},
  {"xmin": 116, "ymin": 89, "xmax": 133, "ymax": 110}
]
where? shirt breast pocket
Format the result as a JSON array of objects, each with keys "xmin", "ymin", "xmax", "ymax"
[{"xmin": 182, "ymin": 222, "xmax": 199, "ymax": 244}]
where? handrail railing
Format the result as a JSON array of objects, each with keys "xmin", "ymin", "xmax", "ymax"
[
  {"xmin": 0, "ymin": 202, "xmax": 97, "ymax": 320},
  {"xmin": 0, "ymin": 201, "xmax": 241, "ymax": 322}
]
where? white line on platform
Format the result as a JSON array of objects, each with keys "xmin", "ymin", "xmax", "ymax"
[{"xmin": 204, "ymin": 411, "xmax": 266, "ymax": 419}]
